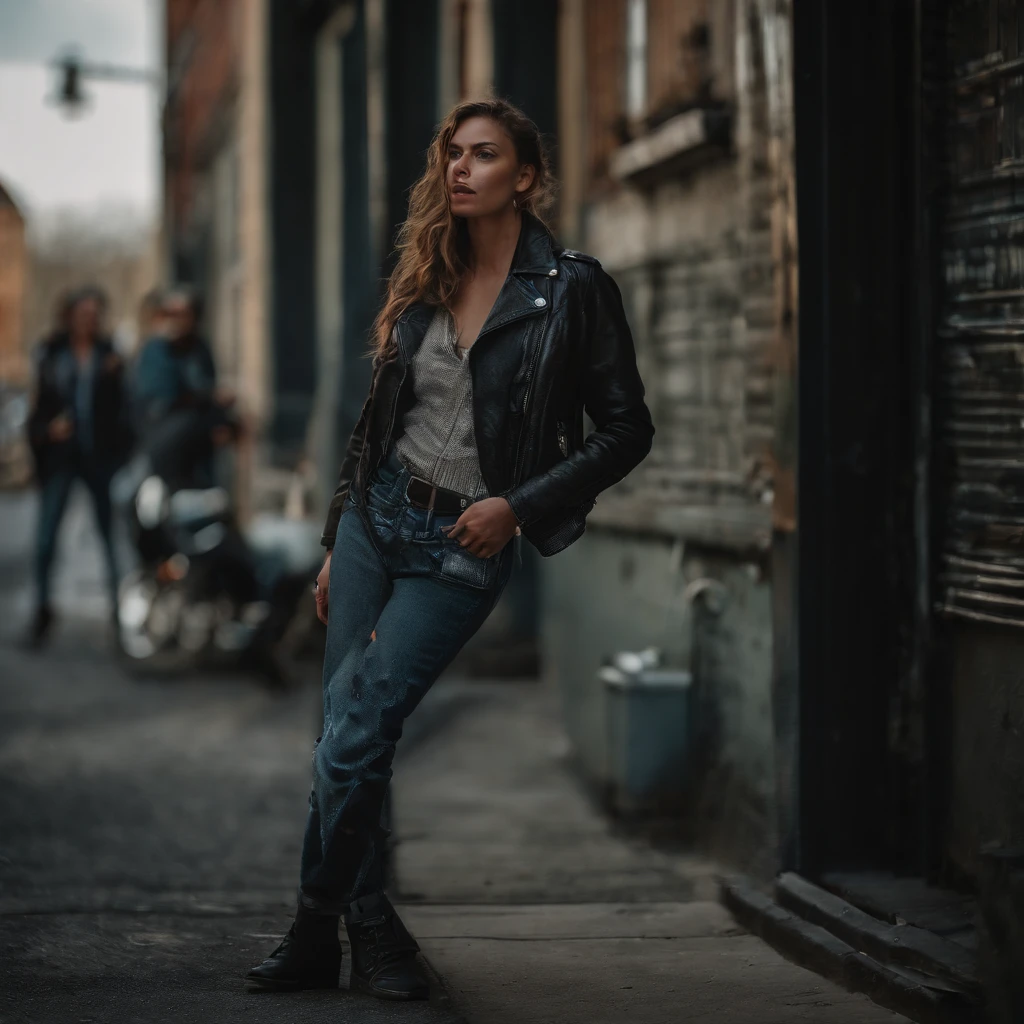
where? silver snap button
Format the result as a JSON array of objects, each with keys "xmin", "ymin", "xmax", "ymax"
[
  {"xmin": 548, "ymin": 268, "xmax": 558, "ymax": 277},
  {"xmin": 534, "ymin": 297, "xmax": 546, "ymax": 307}
]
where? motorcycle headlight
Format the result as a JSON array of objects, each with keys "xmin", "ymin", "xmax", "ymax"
[{"xmin": 136, "ymin": 476, "xmax": 170, "ymax": 529}]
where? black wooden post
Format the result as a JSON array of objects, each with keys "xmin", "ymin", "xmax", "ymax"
[{"xmin": 789, "ymin": 0, "xmax": 923, "ymax": 876}]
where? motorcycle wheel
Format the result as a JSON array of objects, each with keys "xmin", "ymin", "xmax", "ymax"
[{"xmin": 116, "ymin": 570, "xmax": 192, "ymax": 674}]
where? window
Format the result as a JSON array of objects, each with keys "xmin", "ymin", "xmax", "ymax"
[{"xmin": 625, "ymin": 0, "xmax": 648, "ymax": 120}]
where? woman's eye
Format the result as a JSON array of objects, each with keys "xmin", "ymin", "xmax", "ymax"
[{"xmin": 478, "ymin": 150, "xmax": 495, "ymax": 160}]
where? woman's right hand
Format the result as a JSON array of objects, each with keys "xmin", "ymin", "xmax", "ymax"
[{"xmin": 314, "ymin": 551, "xmax": 332, "ymax": 624}]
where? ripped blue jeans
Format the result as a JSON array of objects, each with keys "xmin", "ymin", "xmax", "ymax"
[{"xmin": 298, "ymin": 451, "xmax": 514, "ymax": 913}]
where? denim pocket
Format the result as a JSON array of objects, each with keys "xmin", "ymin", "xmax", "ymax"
[{"xmin": 439, "ymin": 543, "xmax": 500, "ymax": 590}]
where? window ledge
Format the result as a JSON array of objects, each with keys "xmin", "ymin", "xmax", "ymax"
[{"xmin": 609, "ymin": 107, "xmax": 731, "ymax": 185}]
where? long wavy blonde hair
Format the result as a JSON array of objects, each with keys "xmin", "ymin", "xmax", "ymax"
[{"xmin": 371, "ymin": 99, "xmax": 555, "ymax": 358}]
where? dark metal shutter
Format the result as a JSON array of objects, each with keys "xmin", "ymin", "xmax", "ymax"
[{"xmin": 935, "ymin": 0, "xmax": 1024, "ymax": 627}]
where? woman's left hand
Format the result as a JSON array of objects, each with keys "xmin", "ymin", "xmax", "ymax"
[{"xmin": 443, "ymin": 497, "xmax": 520, "ymax": 558}]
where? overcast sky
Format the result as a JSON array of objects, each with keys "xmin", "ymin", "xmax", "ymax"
[{"xmin": 0, "ymin": 0, "xmax": 162, "ymax": 229}]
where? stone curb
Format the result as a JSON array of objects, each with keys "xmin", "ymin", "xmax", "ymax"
[{"xmin": 719, "ymin": 876, "xmax": 982, "ymax": 1024}]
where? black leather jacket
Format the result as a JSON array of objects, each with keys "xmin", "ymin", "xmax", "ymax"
[
  {"xmin": 27, "ymin": 333, "xmax": 133, "ymax": 480},
  {"xmin": 321, "ymin": 213, "xmax": 654, "ymax": 557}
]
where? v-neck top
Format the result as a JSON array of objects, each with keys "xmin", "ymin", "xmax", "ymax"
[{"xmin": 393, "ymin": 307, "xmax": 489, "ymax": 499}]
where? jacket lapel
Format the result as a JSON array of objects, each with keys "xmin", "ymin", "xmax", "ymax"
[
  {"xmin": 396, "ymin": 214, "xmax": 558, "ymax": 356},
  {"xmin": 395, "ymin": 303, "xmax": 436, "ymax": 363},
  {"xmin": 475, "ymin": 213, "xmax": 558, "ymax": 345}
]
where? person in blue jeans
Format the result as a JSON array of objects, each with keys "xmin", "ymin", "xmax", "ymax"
[
  {"xmin": 25, "ymin": 287, "xmax": 132, "ymax": 647},
  {"xmin": 247, "ymin": 99, "xmax": 654, "ymax": 1001}
]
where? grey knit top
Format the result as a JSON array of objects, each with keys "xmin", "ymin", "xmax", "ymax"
[{"xmin": 394, "ymin": 307, "xmax": 489, "ymax": 499}]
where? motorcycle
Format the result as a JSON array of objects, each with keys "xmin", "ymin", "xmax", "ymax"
[{"xmin": 113, "ymin": 411, "xmax": 323, "ymax": 683}]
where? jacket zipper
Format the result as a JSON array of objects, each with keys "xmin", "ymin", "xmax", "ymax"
[
  {"xmin": 557, "ymin": 421, "xmax": 568, "ymax": 457},
  {"xmin": 510, "ymin": 346, "xmax": 543, "ymax": 487},
  {"xmin": 470, "ymin": 298, "xmax": 549, "ymax": 490}
]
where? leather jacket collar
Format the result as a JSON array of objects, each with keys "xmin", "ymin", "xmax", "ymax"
[
  {"xmin": 508, "ymin": 210, "xmax": 559, "ymax": 276},
  {"xmin": 396, "ymin": 212, "xmax": 558, "ymax": 355}
]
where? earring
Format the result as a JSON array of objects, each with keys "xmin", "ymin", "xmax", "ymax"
[{"xmin": 513, "ymin": 197, "xmax": 519, "ymax": 211}]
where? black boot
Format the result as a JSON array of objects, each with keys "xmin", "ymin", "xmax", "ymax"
[
  {"xmin": 246, "ymin": 906, "xmax": 342, "ymax": 990},
  {"xmin": 345, "ymin": 892, "xmax": 429, "ymax": 1000}
]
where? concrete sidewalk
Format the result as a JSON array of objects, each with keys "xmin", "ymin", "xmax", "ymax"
[{"xmin": 391, "ymin": 681, "xmax": 909, "ymax": 1024}]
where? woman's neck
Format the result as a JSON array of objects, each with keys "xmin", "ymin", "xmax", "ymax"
[{"xmin": 466, "ymin": 208, "xmax": 521, "ymax": 276}]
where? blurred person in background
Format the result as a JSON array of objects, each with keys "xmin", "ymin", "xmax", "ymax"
[
  {"xmin": 132, "ymin": 286, "xmax": 236, "ymax": 488},
  {"xmin": 247, "ymin": 99, "xmax": 653, "ymax": 1002},
  {"xmin": 135, "ymin": 287, "xmax": 166, "ymax": 348},
  {"xmin": 25, "ymin": 286, "xmax": 133, "ymax": 647},
  {"xmin": 133, "ymin": 287, "xmax": 218, "ymax": 433}
]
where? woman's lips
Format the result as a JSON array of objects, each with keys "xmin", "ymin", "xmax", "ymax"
[{"xmin": 451, "ymin": 185, "xmax": 476, "ymax": 195}]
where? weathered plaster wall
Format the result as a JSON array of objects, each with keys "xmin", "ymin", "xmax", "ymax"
[{"xmin": 542, "ymin": 528, "xmax": 775, "ymax": 876}]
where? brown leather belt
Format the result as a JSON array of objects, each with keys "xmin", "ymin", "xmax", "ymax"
[{"xmin": 405, "ymin": 476, "xmax": 472, "ymax": 515}]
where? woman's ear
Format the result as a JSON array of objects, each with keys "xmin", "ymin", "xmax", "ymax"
[{"xmin": 516, "ymin": 163, "xmax": 537, "ymax": 197}]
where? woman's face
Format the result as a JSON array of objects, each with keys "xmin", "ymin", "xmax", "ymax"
[
  {"xmin": 69, "ymin": 297, "xmax": 101, "ymax": 338},
  {"xmin": 162, "ymin": 295, "xmax": 197, "ymax": 340},
  {"xmin": 447, "ymin": 116, "xmax": 535, "ymax": 218}
]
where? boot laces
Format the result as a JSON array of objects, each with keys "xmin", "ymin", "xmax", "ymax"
[{"xmin": 359, "ymin": 917, "xmax": 415, "ymax": 963}]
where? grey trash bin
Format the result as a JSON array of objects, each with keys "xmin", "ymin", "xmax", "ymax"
[{"xmin": 602, "ymin": 651, "xmax": 693, "ymax": 814}]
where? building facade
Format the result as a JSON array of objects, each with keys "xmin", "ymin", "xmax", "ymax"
[
  {"xmin": 164, "ymin": 0, "xmax": 272, "ymax": 462},
  {"xmin": 161, "ymin": 0, "xmax": 791, "ymax": 857},
  {"xmin": 0, "ymin": 182, "xmax": 28, "ymax": 388},
  {"xmin": 549, "ymin": 0, "xmax": 791, "ymax": 875},
  {"xmin": 161, "ymin": 1, "xmax": 1024, "ymax": 1014}
]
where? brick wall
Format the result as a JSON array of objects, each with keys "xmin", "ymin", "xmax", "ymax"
[
  {"xmin": 578, "ymin": 0, "xmax": 775, "ymax": 550},
  {"xmin": 167, "ymin": 0, "xmax": 203, "ymax": 52},
  {"xmin": 165, "ymin": 0, "xmax": 243, "ymax": 239},
  {"xmin": 646, "ymin": 0, "xmax": 710, "ymax": 117},
  {"xmin": 0, "ymin": 197, "xmax": 27, "ymax": 385},
  {"xmin": 162, "ymin": 0, "xmax": 271, "ymax": 510},
  {"xmin": 585, "ymin": 0, "xmax": 729, "ymax": 190},
  {"xmin": 584, "ymin": 0, "xmax": 625, "ymax": 184},
  {"xmin": 548, "ymin": 0, "xmax": 788, "ymax": 874},
  {"xmin": 735, "ymin": 1, "xmax": 775, "ymax": 507}
]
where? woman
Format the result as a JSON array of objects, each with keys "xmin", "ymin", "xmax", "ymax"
[
  {"xmin": 247, "ymin": 99, "xmax": 653, "ymax": 1000},
  {"xmin": 25, "ymin": 287, "xmax": 131, "ymax": 647}
]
